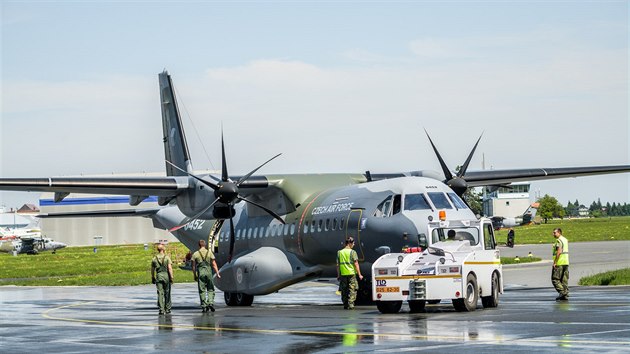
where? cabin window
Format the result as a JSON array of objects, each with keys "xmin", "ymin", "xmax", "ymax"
[
  {"xmin": 484, "ymin": 223, "xmax": 496, "ymax": 250},
  {"xmin": 236, "ymin": 229, "xmax": 241, "ymax": 241},
  {"xmin": 270, "ymin": 225, "xmax": 277, "ymax": 237},
  {"xmin": 325, "ymin": 219, "xmax": 330, "ymax": 231},
  {"xmin": 310, "ymin": 220, "xmax": 316, "ymax": 233},
  {"xmin": 290, "ymin": 223, "xmax": 295, "ymax": 235},
  {"xmin": 340, "ymin": 217, "xmax": 346, "ymax": 229},
  {"xmin": 333, "ymin": 218, "xmax": 338, "ymax": 230},
  {"xmin": 404, "ymin": 194, "xmax": 432, "ymax": 211},
  {"xmin": 247, "ymin": 228, "xmax": 252, "ymax": 239},
  {"xmin": 318, "ymin": 219, "xmax": 323, "ymax": 232},
  {"xmin": 447, "ymin": 193, "xmax": 468, "ymax": 210},
  {"xmin": 303, "ymin": 223, "xmax": 309, "ymax": 234},
  {"xmin": 265, "ymin": 226, "xmax": 270, "ymax": 237},
  {"xmin": 428, "ymin": 192, "xmax": 452, "ymax": 209},
  {"xmin": 253, "ymin": 227, "xmax": 258, "ymax": 238}
]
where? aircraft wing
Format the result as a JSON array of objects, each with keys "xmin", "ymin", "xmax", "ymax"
[
  {"xmin": 463, "ymin": 165, "xmax": 630, "ymax": 187},
  {"xmin": 0, "ymin": 176, "xmax": 188, "ymax": 196},
  {"xmin": 37, "ymin": 208, "xmax": 161, "ymax": 218}
]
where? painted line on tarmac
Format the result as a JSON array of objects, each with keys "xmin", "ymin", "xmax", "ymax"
[{"xmin": 41, "ymin": 301, "xmax": 630, "ymax": 347}]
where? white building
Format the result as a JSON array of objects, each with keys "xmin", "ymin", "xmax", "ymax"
[{"xmin": 483, "ymin": 182, "xmax": 532, "ymax": 217}]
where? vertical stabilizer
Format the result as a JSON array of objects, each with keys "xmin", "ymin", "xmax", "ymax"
[{"xmin": 159, "ymin": 70, "xmax": 192, "ymax": 176}]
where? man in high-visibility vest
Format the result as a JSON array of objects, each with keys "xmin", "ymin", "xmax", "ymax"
[
  {"xmin": 551, "ymin": 228, "xmax": 569, "ymax": 301},
  {"xmin": 337, "ymin": 237, "xmax": 363, "ymax": 310}
]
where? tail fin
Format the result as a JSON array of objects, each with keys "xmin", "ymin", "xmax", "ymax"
[{"xmin": 159, "ymin": 70, "xmax": 192, "ymax": 176}]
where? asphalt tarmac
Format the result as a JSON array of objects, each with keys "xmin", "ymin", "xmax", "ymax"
[{"xmin": 1, "ymin": 241, "xmax": 629, "ymax": 353}]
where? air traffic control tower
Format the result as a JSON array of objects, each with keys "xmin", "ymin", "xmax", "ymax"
[{"xmin": 482, "ymin": 182, "xmax": 532, "ymax": 218}]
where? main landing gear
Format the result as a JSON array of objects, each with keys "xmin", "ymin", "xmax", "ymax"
[{"xmin": 224, "ymin": 292, "xmax": 254, "ymax": 306}]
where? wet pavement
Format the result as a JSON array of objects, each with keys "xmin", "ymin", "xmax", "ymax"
[{"xmin": 1, "ymin": 282, "xmax": 629, "ymax": 353}]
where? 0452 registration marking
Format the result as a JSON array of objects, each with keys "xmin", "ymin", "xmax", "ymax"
[{"xmin": 376, "ymin": 287, "xmax": 400, "ymax": 293}]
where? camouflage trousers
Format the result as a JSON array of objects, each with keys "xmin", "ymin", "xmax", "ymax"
[
  {"xmin": 551, "ymin": 265, "xmax": 569, "ymax": 297},
  {"xmin": 339, "ymin": 275, "xmax": 358, "ymax": 308},
  {"xmin": 156, "ymin": 280, "xmax": 172, "ymax": 313},
  {"xmin": 197, "ymin": 272, "xmax": 215, "ymax": 309}
]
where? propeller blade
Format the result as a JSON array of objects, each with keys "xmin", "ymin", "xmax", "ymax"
[
  {"xmin": 237, "ymin": 153, "xmax": 282, "ymax": 186},
  {"xmin": 227, "ymin": 214, "xmax": 235, "ymax": 263},
  {"xmin": 457, "ymin": 132, "xmax": 483, "ymax": 178},
  {"xmin": 424, "ymin": 129, "xmax": 454, "ymax": 181},
  {"xmin": 165, "ymin": 160, "xmax": 219, "ymax": 190},
  {"xmin": 221, "ymin": 132, "xmax": 229, "ymax": 182},
  {"xmin": 168, "ymin": 198, "xmax": 220, "ymax": 232},
  {"xmin": 237, "ymin": 196, "xmax": 286, "ymax": 224}
]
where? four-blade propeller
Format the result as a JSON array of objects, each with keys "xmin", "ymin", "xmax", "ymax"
[
  {"xmin": 168, "ymin": 132, "xmax": 284, "ymax": 262},
  {"xmin": 424, "ymin": 129, "xmax": 483, "ymax": 197}
]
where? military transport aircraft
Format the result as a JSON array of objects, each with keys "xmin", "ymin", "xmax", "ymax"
[{"xmin": 1, "ymin": 71, "xmax": 629, "ymax": 305}]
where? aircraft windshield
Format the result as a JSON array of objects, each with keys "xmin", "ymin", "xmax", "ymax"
[
  {"xmin": 404, "ymin": 194, "xmax": 432, "ymax": 211},
  {"xmin": 427, "ymin": 192, "xmax": 452, "ymax": 209},
  {"xmin": 447, "ymin": 193, "xmax": 468, "ymax": 210}
]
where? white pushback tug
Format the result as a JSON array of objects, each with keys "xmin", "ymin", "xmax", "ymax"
[{"xmin": 371, "ymin": 212, "xmax": 502, "ymax": 313}]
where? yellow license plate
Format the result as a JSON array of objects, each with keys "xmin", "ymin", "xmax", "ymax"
[{"xmin": 376, "ymin": 287, "xmax": 400, "ymax": 293}]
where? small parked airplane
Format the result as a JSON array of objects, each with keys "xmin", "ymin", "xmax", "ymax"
[{"xmin": 1, "ymin": 71, "xmax": 628, "ymax": 304}]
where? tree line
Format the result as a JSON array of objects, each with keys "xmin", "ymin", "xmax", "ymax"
[{"xmin": 461, "ymin": 188, "xmax": 630, "ymax": 223}]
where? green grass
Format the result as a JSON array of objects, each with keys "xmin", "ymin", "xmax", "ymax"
[
  {"xmin": 494, "ymin": 216, "xmax": 630, "ymax": 245},
  {"xmin": 0, "ymin": 243, "xmax": 195, "ymax": 286},
  {"xmin": 500, "ymin": 256, "xmax": 541, "ymax": 265},
  {"xmin": 1, "ymin": 216, "xmax": 628, "ymax": 286},
  {"xmin": 579, "ymin": 268, "xmax": 630, "ymax": 286}
]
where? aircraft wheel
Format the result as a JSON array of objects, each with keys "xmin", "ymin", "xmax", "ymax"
[
  {"xmin": 452, "ymin": 273, "xmax": 478, "ymax": 312},
  {"xmin": 235, "ymin": 292, "xmax": 254, "ymax": 306},
  {"xmin": 408, "ymin": 300, "xmax": 426, "ymax": 313},
  {"xmin": 376, "ymin": 301, "xmax": 402, "ymax": 314},
  {"xmin": 355, "ymin": 278, "xmax": 374, "ymax": 305},
  {"xmin": 224, "ymin": 292, "xmax": 238, "ymax": 306},
  {"xmin": 482, "ymin": 272, "xmax": 500, "ymax": 308}
]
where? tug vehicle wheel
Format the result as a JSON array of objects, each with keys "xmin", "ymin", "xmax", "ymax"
[
  {"xmin": 452, "ymin": 273, "xmax": 478, "ymax": 312},
  {"xmin": 376, "ymin": 301, "xmax": 402, "ymax": 314},
  {"xmin": 482, "ymin": 272, "xmax": 500, "ymax": 308},
  {"xmin": 408, "ymin": 300, "xmax": 426, "ymax": 313}
]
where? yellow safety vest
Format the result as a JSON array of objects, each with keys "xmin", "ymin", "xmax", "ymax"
[
  {"xmin": 338, "ymin": 248, "xmax": 357, "ymax": 276},
  {"xmin": 553, "ymin": 235, "xmax": 569, "ymax": 265}
]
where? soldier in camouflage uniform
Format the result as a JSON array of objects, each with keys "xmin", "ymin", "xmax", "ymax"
[
  {"xmin": 151, "ymin": 243, "xmax": 174, "ymax": 315},
  {"xmin": 192, "ymin": 239, "xmax": 221, "ymax": 313},
  {"xmin": 336, "ymin": 237, "xmax": 363, "ymax": 310}
]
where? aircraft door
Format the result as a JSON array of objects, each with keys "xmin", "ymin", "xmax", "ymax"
[{"xmin": 346, "ymin": 209, "xmax": 365, "ymax": 261}]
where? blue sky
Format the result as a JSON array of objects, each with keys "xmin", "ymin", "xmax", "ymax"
[{"xmin": 1, "ymin": 0, "xmax": 628, "ymax": 209}]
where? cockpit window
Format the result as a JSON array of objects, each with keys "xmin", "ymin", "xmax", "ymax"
[
  {"xmin": 374, "ymin": 195, "xmax": 393, "ymax": 217},
  {"xmin": 447, "ymin": 193, "xmax": 468, "ymax": 210},
  {"xmin": 404, "ymin": 193, "xmax": 432, "ymax": 211},
  {"xmin": 374, "ymin": 194, "xmax": 402, "ymax": 217},
  {"xmin": 428, "ymin": 192, "xmax": 452, "ymax": 209}
]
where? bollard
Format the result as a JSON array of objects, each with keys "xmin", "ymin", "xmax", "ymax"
[
  {"xmin": 144, "ymin": 243, "xmax": 148, "ymax": 251},
  {"xmin": 93, "ymin": 247, "xmax": 97, "ymax": 253}
]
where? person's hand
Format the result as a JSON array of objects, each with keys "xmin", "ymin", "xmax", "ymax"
[
  {"xmin": 358, "ymin": 275, "xmax": 364, "ymax": 281},
  {"xmin": 216, "ymin": 273, "xmax": 221, "ymax": 279}
]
